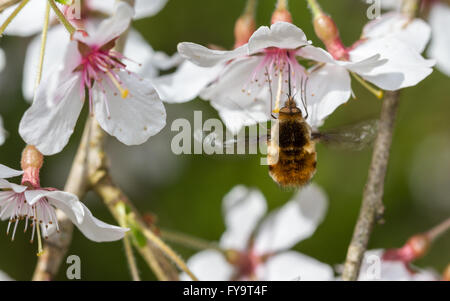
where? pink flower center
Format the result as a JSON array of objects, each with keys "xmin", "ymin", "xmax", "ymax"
[
  {"xmin": 242, "ymin": 48, "xmax": 306, "ymax": 111},
  {"xmin": 0, "ymin": 191, "xmax": 59, "ymax": 242},
  {"xmin": 76, "ymin": 42, "xmax": 130, "ymax": 115}
]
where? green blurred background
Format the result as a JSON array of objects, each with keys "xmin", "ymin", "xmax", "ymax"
[{"xmin": 0, "ymin": 0, "xmax": 449, "ymax": 280}]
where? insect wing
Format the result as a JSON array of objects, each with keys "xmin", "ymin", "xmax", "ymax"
[{"xmin": 312, "ymin": 119, "xmax": 378, "ymax": 151}]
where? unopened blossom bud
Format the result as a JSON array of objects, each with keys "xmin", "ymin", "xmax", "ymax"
[
  {"xmin": 383, "ymin": 234, "xmax": 430, "ymax": 262},
  {"xmin": 271, "ymin": 8, "xmax": 293, "ymax": 24},
  {"xmin": 443, "ymin": 264, "xmax": 450, "ymax": 281},
  {"xmin": 405, "ymin": 234, "xmax": 430, "ymax": 260},
  {"xmin": 313, "ymin": 13, "xmax": 348, "ymax": 60},
  {"xmin": 21, "ymin": 145, "xmax": 43, "ymax": 188},
  {"xmin": 234, "ymin": 14, "xmax": 256, "ymax": 48}
]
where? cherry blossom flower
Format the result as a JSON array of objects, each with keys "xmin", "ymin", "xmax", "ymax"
[
  {"xmin": 369, "ymin": 0, "xmax": 450, "ymax": 76},
  {"xmin": 19, "ymin": 3, "xmax": 166, "ymax": 155},
  {"xmin": 0, "ymin": 0, "xmax": 168, "ymax": 37},
  {"xmin": 0, "ymin": 163, "xmax": 128, "ymax": 245},
  {"xmin": 181, "ymin": 184, "xmax": 333, "ymax": 281},
  {"xmin": 178, "ymin": 21, "xmax": 432, "ymax": 134},
  {"xmin": 358, "ymin": 249, "xmax": 439, "ymax": 281},
  {"xmin": 22, "ymin": 18, "xmax": 181, "ymax": 102}
]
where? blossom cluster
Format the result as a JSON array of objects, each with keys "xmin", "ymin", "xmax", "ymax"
[{"xmin": 0, "ymin": 0, "xmax": 448, "ymax": 281}]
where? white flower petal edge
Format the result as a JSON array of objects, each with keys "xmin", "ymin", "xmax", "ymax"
[
  {"xmin": 254, "ymin": 183, "xmax": 328, "ymax": 254},
  {"xmin": 0, "ymin": 164, "xmax": 23, "ymax": 179},
  {"xmin": 200, "ymin": 57, "xmax": 270, "ymax": 134},
  {"xmin": 362, "ymin": 12, "xmax": 431, "ymax": 54},
  {"xmin": 0, "ymin": 115, "xmax": 6, "ymax": 146},
  {"xmin": 89, "ymin": 0, "xmax": 168, "ymax": 19},
  {"xmin": 93, "ymin": 71, "xmax": 166, "ymax": 146},
  {"xmin": 74, "ymin": 2, "xmax": 134, "ymax": 47},
  {"xmin": 350, "ymin": 36, "xmax": 435, "ymax": 90},
  {"xmin": 24, "ymin": 190, "xmax": 128, "ymax": 242},
  {"xmin": 428, "ymin": 3, "xmax": 450, "ymax": 76},
  {"xmin": 219, "ymin": 185, "xmax": 267, "ymax": 251},
  {"xmin": 262, "ymin": 251, "xmax": 334, "ymax": 281},
  {"xmin": 0, "ymin": 48, "xmax": 5, "ymax": 71},
  {"xmin": 0, "ymin": 270, "xmax": 13, "ymax": 281},
  {"xmin": 0, "ymin": 0, "xmax": 49, "ymax": 36},
  {"xmin": 177, "ymin": 42, "xmax": 247, "ymax": 67},
  {"xmin": 22, "ymin": 25, "xmax": 70, "ymax": 102},
  {"xmin": 181, "ymin": 250, "xmax": 234, "ymax": 281},
  {"xmin": 248, "ymin": 22, "xmax": 309, "ymax": 54},
  {"xmin": 153, "ymin": 60, "xmax": 223, "ymax": 103},
  {"xmin": 19, "ymin": 71, "xmax": 85, "ymax": 156},
  {"xmin": 306, "ymin": 64, "xmax": 352, "ymax": 129},
  {"xmin": 124, "ymin": 29, "xmax": 182, "ymax": 79},
  {"xmin": 0, "ymin": 179, "xmax": 27, "ymax": 194}
]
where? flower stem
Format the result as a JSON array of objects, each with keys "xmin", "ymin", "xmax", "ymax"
[
  {"xmin": 34, "ymin": 2, "xmax": 51, "ymax": 95},
  {"xmin": 244, "ymin": 0, "xmax": 257, "ymax": 16},
  {"xmin": 161, "ymin": 229, "xmax": 225, "ymax": 254},
  {"xmin": 426, "ymin": 218, "xmax": 450, "ymax": 242},
  {"xmin": 0, "ymin": 0, "xmax": 29, "ymax": 37},
  {"xmin": 276, "ymin": 0, "xmax": 288, "ymax": 10},
  {"xmin": 47, "ymin": 0, "xmax": 76, "ymax": 35},
  {"xmin": 139, "ymin": 225, "xmax": 199, "ymax": 281},
  {"xmin": 351, "ymin": 72, "xmax": 384, "ymax": 99},
  {"xmin": 305, "ymin": 0, "xmax": 323, "ymax": 17}
]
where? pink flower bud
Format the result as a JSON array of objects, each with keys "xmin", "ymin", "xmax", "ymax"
[
  {"xmin": 383, "ymin": 234, "xmax": 430, "ymax": 263},
  {"xmin": 21, "ymin": 145, "xmax": 43, "ymax": 188},
  {"xmin": 313, "ymin": 13, "xmax": 348, "ymax": 60},
  {"xmin": 271, "ymin": 8, "xmax": 293, "ymax": 24},
  {"xmin": 234, "ymin": 14, "xmax": 256, "ymax": 48}
]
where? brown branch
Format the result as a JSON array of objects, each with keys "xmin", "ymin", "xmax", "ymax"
[
  {"xmin": 33, "ymin": 119, "xmax": 92, "ymax": 281},
  {"xmin": 342, "ymin": 91, "xmax": 400, "ymax": 280}
]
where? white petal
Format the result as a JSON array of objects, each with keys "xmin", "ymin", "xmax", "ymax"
[
  {"xmin": 0, "ymin": 179, "xmax": 27, "ymax": 193},
  {"xmin": 262, "ymin": 251, "xmax": 334, "ymax": 281},
  {"xmin": 362, "ymin": 12, "xmax": 431, "ymax": 53},
  {"xmin": 428, "ymin": 3, "xmax": 450, "ymax": 76},
  {"xmin": 177, "ymin": 42, "xmax": 247, "ymax": 67},
  {"xmin": 219, "ymin": 185, "xmax": 267, "ymax": 251},
  {"xmin": 75, "ymin": 2, "xmax": 134, "ymax": 46},
  {"xmin": 181, "ymin": 250, "xmax": 234, "ymax": 281},
  {"xmin": 27, "ymin": 190, "xmax": 128, "ymax": 242},
  {"xmin": 248, "ymin": 22, "xmax": 309, "ymax": 54},
  {"xmin": 201, "ymin": 56, "xmax": 270, "ymax": 134},
  {"xmin": 93, "ymin": 71, "xmax": 166, "ymax": 145},
  {"xmin": 0, "ymin": 270, "xmax": 13, "ymax": 281},
  {"xmin": 123, "ymin": 30, "xmax": 182, "ymax": 79},
  {"xmin": 0, "ymin": 164, "xmax": 23, "ymax": 179},
  {"xmin": 380, "ymin": 0, "xmax": 402, "ymax": 10},
  {"xmin": 254, "ymin": 184, "xmax": 328, "ymax": 254},
  {"xmin": 0, "ymin": 0, "xmax": 50, "ymax": 36},
  {"xmin": 305, "ymin": 64, "xmax": 352, "ymax": 128},
  {"xmin": 350, "ymin": 36, "xmax": 435, "ymax": 90},
  {"xmin": 89, "ymin": 0, "xmax": 167, "ymax": 19},
  {"xmin": 0, "ymin": 115, "xmax": 6, "ymax": 146},
  {"xmin": 134, "ymin": 0, "xmax": 168, "ymax": 19},
  {"xmin": 0, "ymin": 48, "xmax": 5, "ymax": 71},
  {"xmin": 22, "ymin": 25, "xmax": 69, "ymax": 102},
  {"xmin": 153, "ymin": 60, "xmax": 223, "ymax": 103},
  {"xmin": 19, "ymin": 71, "xmax": 84, "ymax": 156}
]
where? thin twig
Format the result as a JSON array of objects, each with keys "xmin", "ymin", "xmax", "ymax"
[
  {"xmin": 342, "ymin": 91, "xmax": 400, "ymax": 281},
  {"xmin": 161, "ymin": 229, "xmax": 225, "ymax": 254},
  {"xmin": 426, "ymin": 218, "xmax": 450, "ymax": 242}
]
